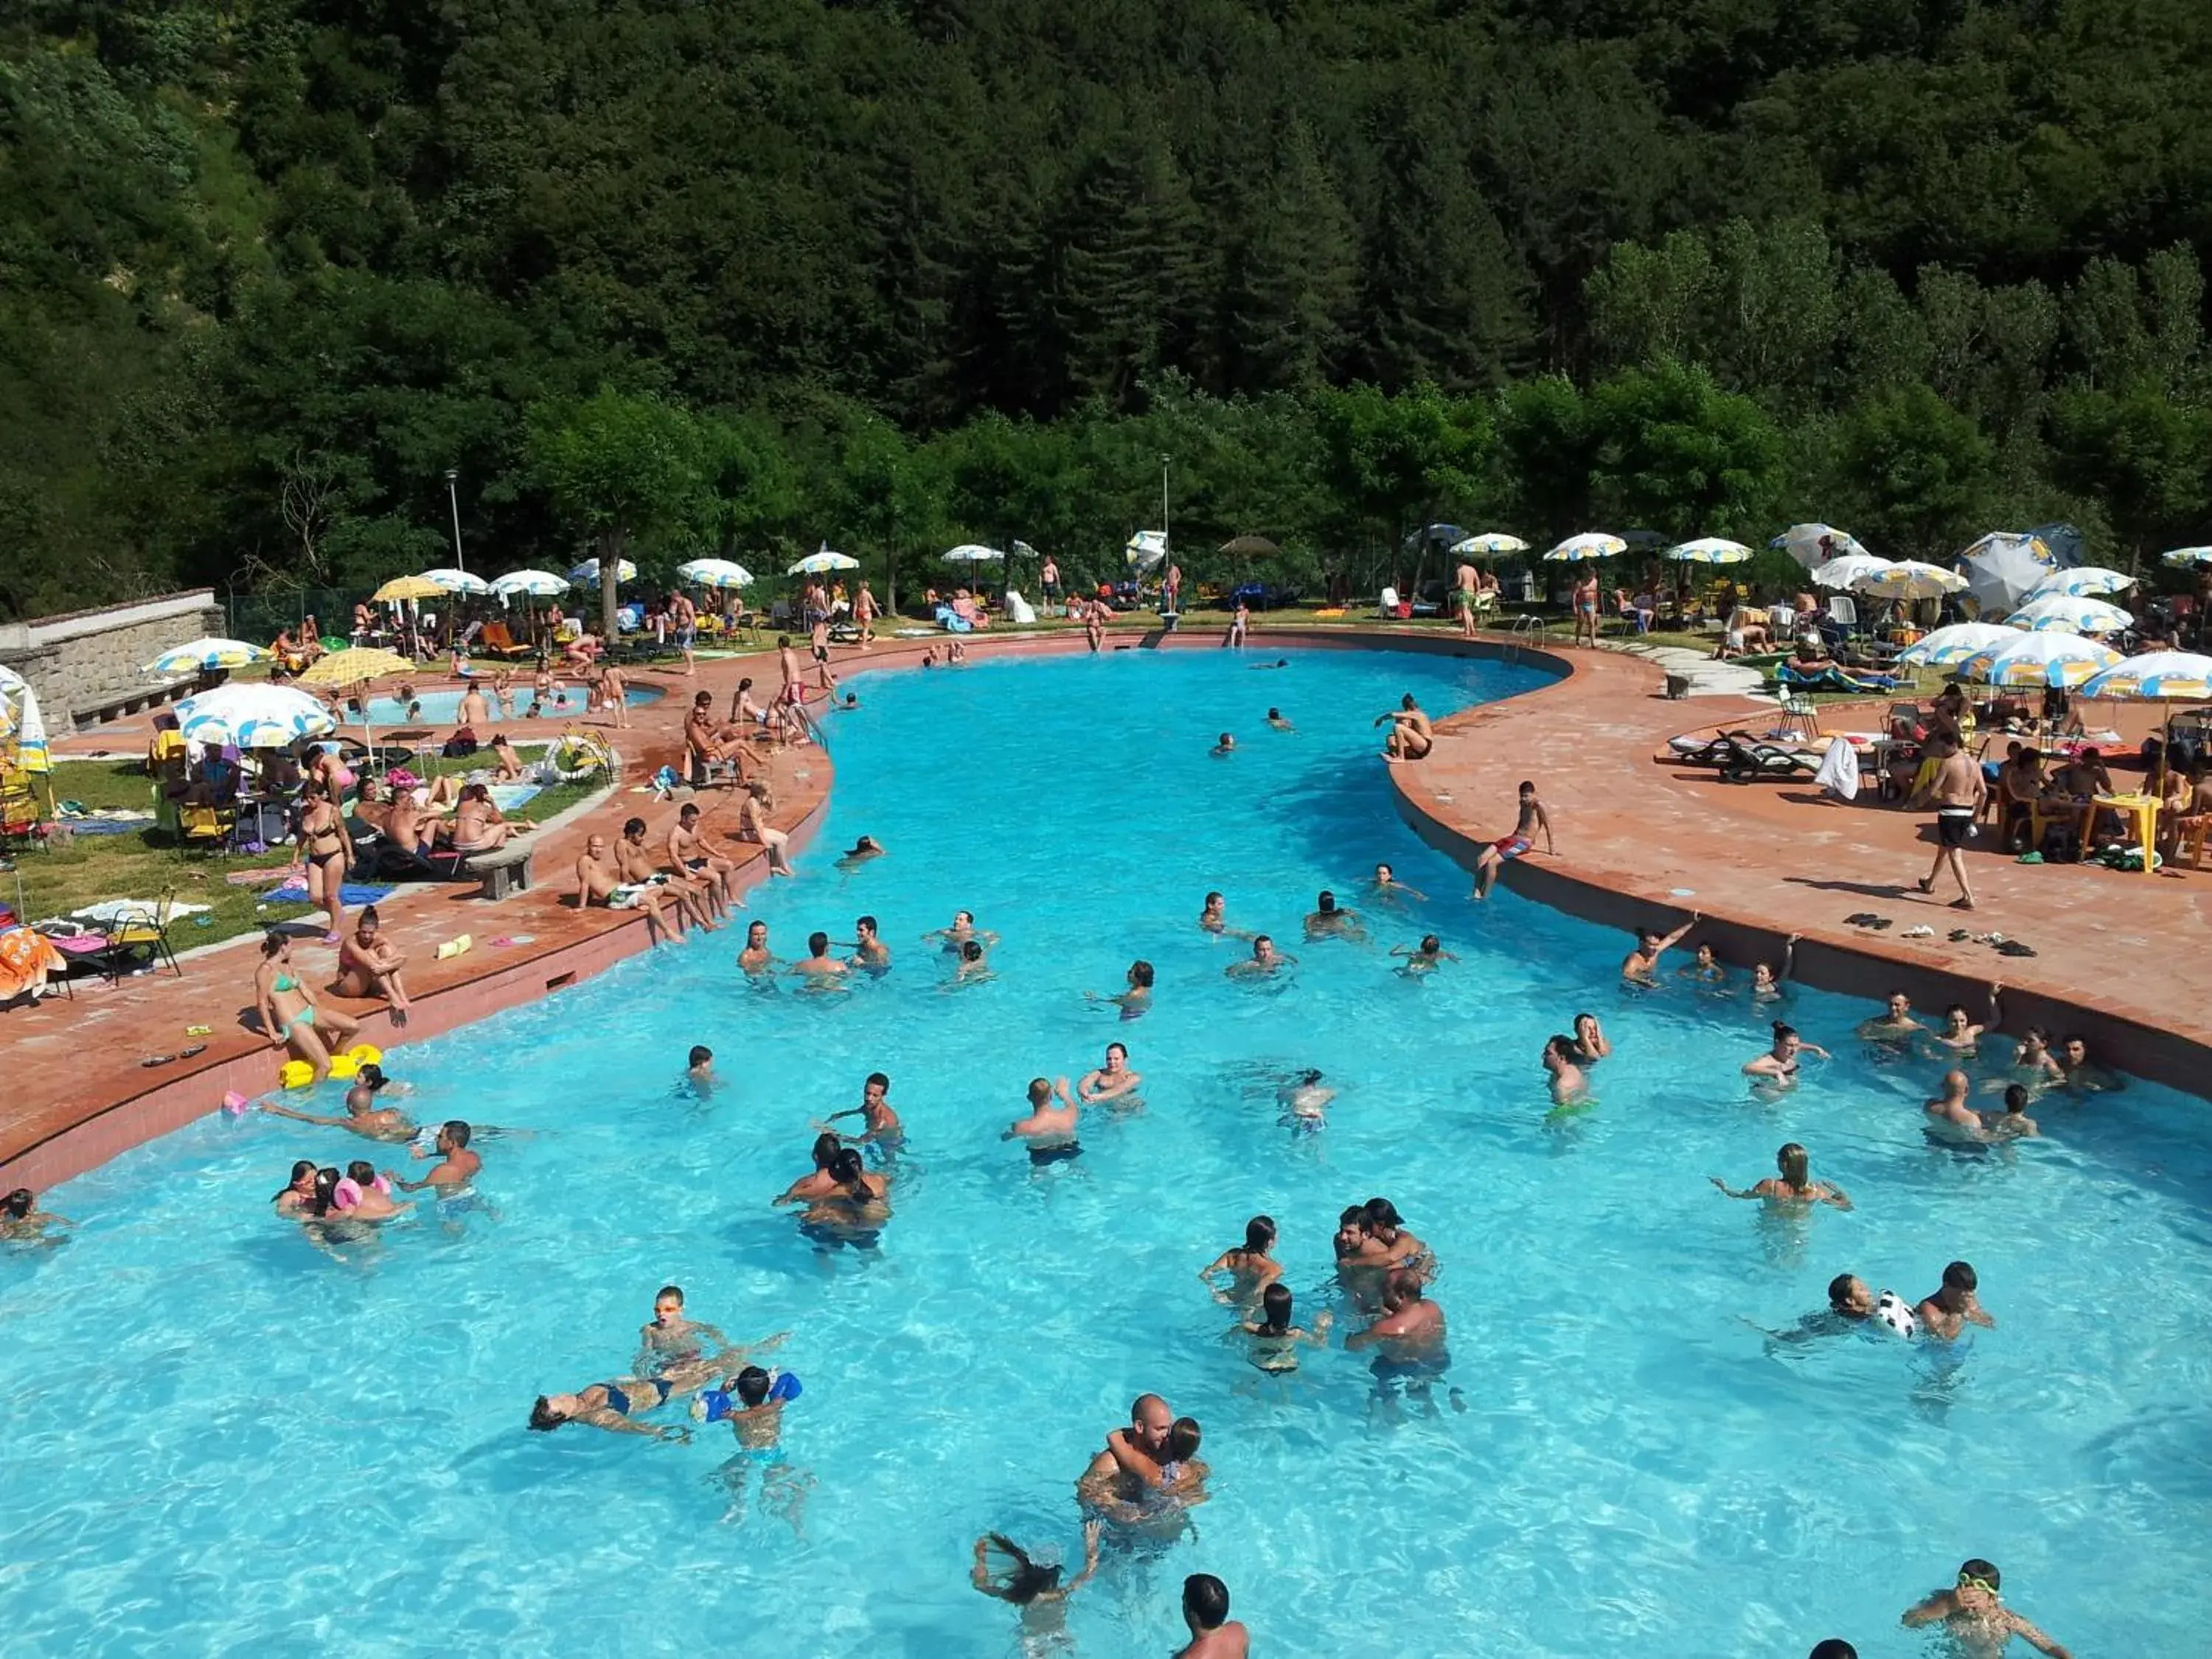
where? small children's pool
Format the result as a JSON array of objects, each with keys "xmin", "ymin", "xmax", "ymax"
[
  {"xmin": 5, "ymin": 647, "xmax": 2209, "ymax": 1656},
  {"xmin": 356, "ymin": 683, "xmax": 662, "ymax": 725}
]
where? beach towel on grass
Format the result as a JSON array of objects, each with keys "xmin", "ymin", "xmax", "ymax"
[{"xmin": 265, "ymin": 881, "xmax": 397, "ymax": 907}]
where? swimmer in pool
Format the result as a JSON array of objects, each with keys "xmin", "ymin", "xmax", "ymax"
[
  {"xmin": 1211, "ymin": 732, "xmax": 1236, "ymax": 757},
  {"xmin": 686, "ymin": 1046, "xmax": 717, "ymax": 1095},
  {"xmin": 1568, "ymin": 1012, "xmax": 1610, "ymax": 1064},
  {"xmin": 1621, "ymin": 915, "xmax": 1698, "ymax": 984},
  {"xmin": 636, "ymin": 1284, "xmax": 731, "ymax": 1368},
  {"xmin": 1, "ymin": 1186, "xmax": 74, "ymax": 1245},
  {"xmin": 1744, "ymin": 1023, "xmax": 1828, "ymax": 1085},
  {"xmin": 1239, "ymin": 1282, "xmax": 1332, "ymax": 1372},
  {"xmin": 1710, "ymin": 1141, "xmax": 1851, "ymax": 1208},
  {"xmin": 738, "ymin": 919, "xmax": 777, "ymax": 975},
  {"xmin": 1389, "ymin": 933, "xmax": 1456, "ymax": 973},
  {"xmin": 1677, "ymin": 941, "xmax": 1726, "ymax": 984},
  {"xmin": 1371, "ymin": 862, "xmax": 1428, "ymax": 905},
  {"xmin": 1276, "ymin": 1069, "xmax": 1335, "ymax": 1127},
  {"xmin": 971, "ymin": 1520, "xmax": 1103, "ymax": 1641},
  {"xmin": 1751, "ymin": 936, "xmax": 1798, "ymax": 1003},
  {"xmin": 261, "ymin": 1064, "xmax": 417, "ymax": 1142},
  {"xmin": 1303, "ymin": 889, "xmax": 1366, "ymax": 942},
  {"xmin": 1197, "ymin": 891, "xmax": 1249, "ymax": 938},
  {"xmin": 1076, "ymin": 1394, "xmax": 1174, "ymax": 1514},
  {"xmin": 1004, "ymin": 1077, "xmax": 1082, "ymax": 1162},
  {"xmin": 1345, "ymin": 1268, "xmax": 1446, "ymax": 1358},
  {"xmin": 1761, "ymin": 1273, "xmax": 1877, "ymax": 1344},
  {"xmin": 1922, "ymin": 1003, "xmax": 1986, "ymax": 1059},
  {"xmin": 1858, "ymin": 990, "xmax": 1924, "ymax": 1044},
  {"xmin": 1978, "ymin": 1084, "xmax": 2040, "ymax": 1140},
  {"xmin": 945, "ymin": 939, "xmax": 995, "ymax": 988},
  {"xmin": 2001, "ymin": 1028, "xmax": 2067, "ymax": 1093},
  {"xmin": 797, "ymin": 1150, "xmax": 891, "ymax": 1247},
  {"xmin": 1264, "ymin": 707, "xmax": 1295, "ymax": 735},
  {"xmin": 1350, "ymin": 1197, "xmax": 1428, "ymax": 1276},
  {"xmin": 381, "ymin": 1119, "xmax": 479, "ymax": 1195},
  {"xmin": 529, "ymin": 1352, "xmax": 723, "ymax": 1439},
  {"xmin": 789, "ymin": 931, "xmax": 850, "ymax": 987},
  {"xmin": 1541, "ymin": 1034, "xmax": 1589, "ymax": 1106},
  {"xmin": 834, "ymin": 835, "xmax": 886, "ymax": 872},
  {"xmin": 773, "ymin": 1133, "xmax": 844, "ymax": 1206},
  {"xmin": 817, "ymin": 1071, "xmax": 902, "ymax": 1149},
  {"xmin": 1175, "ymin": 1573, "xmax": 1251, "ymax": 1659},
  {"xmin": 2055, "ymin": 1034, "xmax": 2120, "ymax": 1094},
  {"xmin": 924, "ymin": 909, "xmax": 998, "ymax": 953},
  {"xmin": 1914, "ymin": 1259, "xmax": 1994, "ymax": 1341},
  {"xmin": 273, "ymin": 1160, "xmax": 320, "ymax": 1218},
  {"xmin": 1901, "ymin": 1559, "xmax": 2073, "ymax": 1658},
  {"xmin": 1077, "ymin": 1041, "xmax": 1142, "ymax": 1104},
  {"xmin": 1924, "ymin": 1069, "xmax": 1989, "ymax": 1143},
  {"xmin": 1084, "ymin": 1416, "xmax": 1210, "ymax": 1524},
  {"xmin": 1198, "ymin": 1214, "xmax": 1281, "ymax": 1301},
  {"xmin": 1251, "ymin": 658, "xmax": 1289, "ymax": 669},
  {"xmin": 841, "ymin": 914, "xmax": 892, "ymax": 974},
  {"xmin": 1085, "ymin": 959, "xmax": 1155, "ymax": 1018},
  {"xmin": 1226, "ymin": 934, "xmax": 1294, "ymax": 978}
]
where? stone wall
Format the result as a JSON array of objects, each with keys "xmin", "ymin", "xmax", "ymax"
[{"xmin": 0, "ymin": 590, "xmax": 226, "ymax": 734}]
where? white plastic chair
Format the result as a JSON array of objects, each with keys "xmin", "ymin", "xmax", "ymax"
[
  {"xmin": 1826, "ymin": 594, "xmax": 1859, "ymax": 633},
  {"xmin": 1377, "ymin": 586, "xmax": 1402, "ymax": 617}
]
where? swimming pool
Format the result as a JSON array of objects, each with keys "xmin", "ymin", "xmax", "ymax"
[
  {"xmin": 7, "ymin": 647, "xmax": 2209, "ymax": 1656},
  {"xmin": 355, "ymin": 683, "xmax": 662, "ymax": 725}
]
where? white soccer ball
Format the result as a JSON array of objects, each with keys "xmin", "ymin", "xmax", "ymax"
[{"xmin": 1874, "ymin": 1290, "xmax": 1918, "ymax": 1338}]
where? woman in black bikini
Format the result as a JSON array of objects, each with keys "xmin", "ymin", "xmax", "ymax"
[
  {"xmin": 529, "ymin": 1353, "xmax": 723, "ymax": 1437},
  {"xmin": 296, "ymin": 783, "xmax": 349, "ymax": 944},
  {"xmin": 1742, "ymin": 1022, "xmax": 1829, "ymax": 1087}
]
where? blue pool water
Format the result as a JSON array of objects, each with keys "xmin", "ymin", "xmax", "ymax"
[
  {"xmin": 357, "ymin": 684, "xmax": 661, "ymax": 725},
  {"xmin": 7, "ymin": 648, "xmax": 2211, "ymax": 1657}
]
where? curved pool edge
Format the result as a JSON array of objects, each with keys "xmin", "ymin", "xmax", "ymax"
[{"xmin": 13, "ymin": 620, "xmax": 2202, "ymax": 1193}]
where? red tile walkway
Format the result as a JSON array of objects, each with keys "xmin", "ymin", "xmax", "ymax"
[{"xmin": 7, "ymin": 623, "xmax": 2205, "ymax": 1193}]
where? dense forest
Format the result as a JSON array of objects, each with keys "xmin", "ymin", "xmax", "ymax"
[{"xmin": 5, "ymin": 0, "xmax": 2212, "ymax": 619}]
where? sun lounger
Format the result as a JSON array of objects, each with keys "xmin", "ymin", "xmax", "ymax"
[{"xmin": 1667, "ymin": 730, "xmax": 1820, "ymax": 782}]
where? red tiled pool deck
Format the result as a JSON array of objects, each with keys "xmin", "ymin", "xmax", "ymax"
[{"xmin": 5, "ymin": 624, "xmax": 2206, "ymax": 1193}]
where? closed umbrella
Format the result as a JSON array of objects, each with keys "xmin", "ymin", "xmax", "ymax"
[
  {"xmin": 1810, "ymin": 554, "xmax": 1895, "ymax": 591},
  {"xmin": 1853, "ymin": 561, "xmax": 1967, "ymax": 601},
  {"xmin": 1448, "ymin": 532, "xmax": 1528, "ymax": 558},
  {"xmin": 676, "ymin": 558, "xmax": 755, "ymax": 589},
  {"xmin": 1961, "ymin": 632, "xmax": 2123, "ymax": 690},
  {"xmin": 0, "ymin": 664, "xmax": 49, "ymax": 775},
  {"xmin": 1771, "ymin": 524, "xmax": 1867, "ymax": 570},
  {"xmin": 2004, "ymin": 595, "xmax": 2132, "ymax": 636},
  {"xmin": 1543, "ymin": 532, "xmax": 1627, "ymax": 563},
  {"xmin": 1895, "ymin": 622, "xmax": 2019, "ymax": 669},
  {"xmin": 142, "ymin": 639, "xmax": 271, "ymax": 675},
  {"xmin": 174, "ymin": 684, "xmax": 337, "ymax": 749},
  {"xmin": 2025, "ymin": 566, "xmax": 2133, "ymax": 600}
]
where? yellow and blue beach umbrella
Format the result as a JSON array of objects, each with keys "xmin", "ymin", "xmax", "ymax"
[
  {"xmin": 1961, "ymin": 631, "xmax": 2121, "ymax": 689},
  {"xmin": 2023, "ymin": 566, "xmax": 2132, "ymax": 601},
  {"xmin": 1449, "ymin": 532, "xmax": 1529, "ymax": 558},
  {"xmin": 142, "ymin": 638, "xmax": 272, "ymax": 676},
  {"xmin": 1852, "ymin": 560, "xmax": 1967, "ymax": 601},
  {"xmin": 2003, "ymin": 594, "xmax": 2132, "ymax": 635},
  {"xmin": 568, "ymin": 557, "xmax": 639, "ymax": 587},
  {"xmin": 0, "ymin": 664, "xmax": 49, "ymax": 772},
  {"xmin": 489, "ymin": 568, "xmax": 571, "ymax": 599},
  {"xmin": 1543, "ymin": 532, "xmax": 1627, "ymax": 563},
  {"xmin": 1663, "ymin": 537, "xmax": 1754, "ymax": 564},
  {"xmin": 787, "ymin": 547, "xmax": 860, "ymax": 577},
  {"xmin": 1895, "ymin": 622, "xmax": 2018, "ymax": 669},
  {"xmin": 677, "ymin": 557, "xmax": 757, "ymax": 588},
  {"xmin": 2079, "ymin": 651, "xmax": 2212, "ymax": 703},
  {"xmin": 174, "ymin": 684, "xmax": 337, "ymax": 750}
]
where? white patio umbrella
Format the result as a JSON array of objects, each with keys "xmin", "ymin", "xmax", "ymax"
[
  {"xmin": 418, "ymin": 567, "xmax": 490, "ymax": 596},
  {"xmin": 1124, "ymin": 530, "xmax": 1167, "ymax": 573},
  {"xmin": 173, "ymin": 684, "xmax": 337, "ymax": 749},
  {"xmin": 142, "ymin": 638, "xmax": 271, "ymax": 675},
  {"xmin": 943, "ymin": 543, "xmax": 1006, "ymax": 563},
  {"xmin": 1853, "ymin": 560, "xmax": 1967, "ymax": 601},
  {"xmin": 2024, "ymin": 566, "xmax": 2134, "ymax": 600},
  {"xmin": 1961, "ymin": 631, "xmax": 2123, "ymax": 690},
  {"xmin": 1771, "ymin": 524, "xmax": 1867, "ymax": 570},
  {"xmin": 1959, "ymin": 532, "xmax": 2053, "ymax": 616},
  {"xmin": 1543, "ymin": 532, "xmax": 1627, "ymax": 563},
  {"xmin": 2160, "ymin": 546, "xmax": 2212, "ymax": 568},
  {"xmin": 568, "ymin": 557, "xmax": 637, "ymax": 585},
  {"xmin": 1449, "ymin": 532, "xmax": 1529, "ymax": 558},
  {"xmin": 787, "ymin": 547, "xmax": 860, "ymax": 577},
  {"xmin": 676, "ymin": 557, "xmax": 755, "ymax": 589},
  {"xmin": 490, "ymin": 568, "xmax": 570, "ymax": 598},
  {"xmin": 2003, "ymin": 594, "xmax": 2132, "ymax": 635},
  {"xmin": 1810, "ymin": 553, "xmax": 1895, "ymax": 591},
  {"xmin": 2080, "ymin": 650, "xmax": 2212, "ymax": 702},
  {"xmin": 1895, "ymin": 622, "xmax": 2020, "ymax": 669},
  {"xmin": 1663, "ymin": 537, "xmax": 1754, "ymax": 564}
]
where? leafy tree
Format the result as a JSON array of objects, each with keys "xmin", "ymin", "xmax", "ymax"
[
  {"xmin": 2045, "ymin": 389, "xmax": 2211, "ymax": 568},
  {"xmin": 525, "ymin": 389, "xmax": 712, "ymax": 639},
  {"xmin": 1587, "ymin": 360, "xmax": 1784, "ymax": 540},
  {"xmin": 1835, "ymin": 383, "xmax": 1994, "ymax": 560}
]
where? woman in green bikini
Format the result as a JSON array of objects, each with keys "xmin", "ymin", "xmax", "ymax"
[{"xmin": 254, "ymin": 931, "xmax": 361, "ymax": 1084}]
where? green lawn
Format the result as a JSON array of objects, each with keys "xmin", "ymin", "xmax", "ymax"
[{"xmin": 7, "ymin": 754, "xmax": 605, "ymax": 947}]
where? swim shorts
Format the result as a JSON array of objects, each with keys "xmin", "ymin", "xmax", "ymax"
[
  {"xmin": 1936, "ymin": 810, "xmax": 1975, "ymax": 849},
  {"xmin": 1492, "ymin": 834, "xmax": 1531, "ymax": 859},
  {"xmin": 609, "ymin": 884, "xmax": 648, "ymax": 910},
  {"xmin": 1028, "ymin": 1141, "xmax": 1082, "ymax": 1165}
]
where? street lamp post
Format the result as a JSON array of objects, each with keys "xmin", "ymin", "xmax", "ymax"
[
  {"xmin": 1160, "ymin": 453, "xmax": 1170, "ymax": 549},
  {"xmin": 444, "ymin": 468, "xmax": 465, "ymax": 574}
]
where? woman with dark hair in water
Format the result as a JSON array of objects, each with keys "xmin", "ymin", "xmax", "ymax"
[{"xmin": 772, "ymin": 1133, "xmax": 844, "ymax": 1207}]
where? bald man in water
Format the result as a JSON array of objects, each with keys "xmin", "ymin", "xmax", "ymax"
[{"xmin": 1077, "ymin": 1393, "xmax": 1173, "ymax": 1506}]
